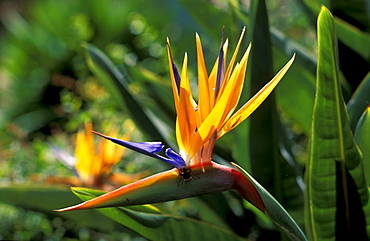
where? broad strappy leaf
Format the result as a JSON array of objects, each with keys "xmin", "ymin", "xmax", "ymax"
[
  {"xmin": 70, "ymin": 187, "xmax": 247, "ymax": 241},
  {"xmin": 84, "ymin": 43, "xmax": 166, "ymax": 142},
  {"xmin": 0, "ymin": 186, "xmax": 122, "ymax": 233},
  {"xmin": 305, "ymin": 6, "xmax": 368, "ymax": 240}
]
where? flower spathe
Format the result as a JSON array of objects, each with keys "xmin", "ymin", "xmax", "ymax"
[
  {"xmin": 55, "ymin": 28, "xmax": 295, "ymax": 214},
  {"xmin": 55, "ymin": 161, "xmax": 266, "ymax": 212}
]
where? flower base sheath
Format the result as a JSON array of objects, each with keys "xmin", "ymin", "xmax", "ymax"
[{"xmin": 56, "ymin": 162, "xmax": 265, "ymax": 212}]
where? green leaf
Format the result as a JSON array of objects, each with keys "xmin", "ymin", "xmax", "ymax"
[
  {"xmin": 232, "ymin": 2, "xmax": 317, "ymax": 135},
  {"xmin": 330, "ymin": 0, "xmax": 370, "ymax": 61},
  {"xmin": 232, "ymin": 1, "xmax": 317, "ymax": 75},
  {"xmin": 348, "ymin": 72, "xmax": 370, "ymax": 131},
  {"xmin": 270, "ymin": 28, "xmax": 317, "ymax": 76},
  {"xmin": 188, "ymin": 196, "xmax": 231, "ymax": 231},
  {"xmin": 0, "ymin": 186, "xmax": 122, "ymax": 233},
  {"xmin": 305, "ymin": 6, "xmax": 368, "ymax": 240},
  {"xmin": 354, "ymin": 106, "xmax": 370, "ymax": 187},
  {"xmin": 299, "ymin": 0, "xmax": 370, "ymax": 62},
  {"xmin": 71, "ymin": 187, "xmax": 247, "ymax": 241},
  {"xmin": 71, "ymin": 187, "xmax": 163, "ymax": 214},
  {"xmin": 194, "ymin": 193, "xmax": 255, "ymax": 235},
  {"xmin": 127, "ymin": 66, "xmax": 176, "ymax": 144},
  {"xmin": 335, "ymin": 17, "xmax": 370, "ymax": 62},
  {"xmin": 13, "ymin": 108, "xmax": 56, "ymax": 133},
  {"xmin": 275, "ymin": 48, "xmax": 316, "ymax": 134},
  {"xmin": 177, "ymin": 0, "xmax": 238, "ymax": 43},
  {"xmin": 83, "ymin": 43, "xmax": 166, "ymax": 142},
  {"xmin": 232, "ymin": 163, "xmax": 307, "ymax": 241},
  {"xmin": 364, "ymin": 189, "xmax": 370, "ymax": 238},
  {"xmin": 245, "ymin": 0, "xmax": 303, "ymax": 216},
  {"xmin": 129, "ymin": 65, "xmax": 174, "ymax": 119},
  {"xmin": 245, "ymin": 0, "xmax": 278, "ymax": 193},
  {"xmin": 330, "ymin": 0, "xmax": 370, "ymax": 31},
  {"xmin": 178, "ymin": 0, "xmax": 317, "ymax": 137}
]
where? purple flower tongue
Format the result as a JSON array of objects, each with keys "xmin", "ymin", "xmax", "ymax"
[
  {"xmin": 167, "ymin": 40, "xmax": 181, "ymax": 96},
  {"xmin": 93, "ymin": 131, "xmax": 164, "ymax": 154},
  {"xmin": 172, "ymin": 63, "xmax": 181, "ymax": 95},
  {"xmin": 92, "ymin": 131, "xmax": 186, "ymax": 170},
  {"xmin": 165, "ymin": 148, "xmax": 187, "ymax": 169},
  {"xmin": 215, "ymin": 27, "xmax": 225, "ymax": 98}
]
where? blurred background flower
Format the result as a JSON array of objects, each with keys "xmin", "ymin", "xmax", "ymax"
[{"xmin": 50, "ymin": 120, "xmax": 149, "ymax": 189}]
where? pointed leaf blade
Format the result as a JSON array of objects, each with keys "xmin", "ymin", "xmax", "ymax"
[
  {"xmin": 354, "ymin": 106, "xmax": 370, "ymax": 187},
  {"xmin": 71, "ymin": 187, "xmax": 247, "ymax": 241},
  {"xmin": 305, "ymin": 6, "xmax": 368, "ymax": 240},
  {"xmin": 0, "ymin": 186, "xmax": 121, "ymax": 233},
  {"xmin": 83, "ymin": 43, "xmax": 164, "ymax": 141}
]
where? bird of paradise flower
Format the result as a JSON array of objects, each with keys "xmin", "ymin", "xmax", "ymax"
[
  {"xmin": 52, "ymin": 121, "xmax": 147, "ymax": 189},
  {"xmin": 56, "ymin": 27, "xmax": 295, "ymax": 214}
]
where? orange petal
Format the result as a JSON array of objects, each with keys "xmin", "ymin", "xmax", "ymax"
[
  {"xmin": 217, "ymin": 42, "xmax": 251, "ymax": 104},
  {"xmin": 75, "ymin": 122, "xmax": 95, "ymax": 182},
  {"xmin": 224, "ymin": 27, "xmax": 246, "ymax": 81},
  {"xmin": 176, "ymin": 53, "xmax": 197, "ymax": 158},
  {"xmin": 196, "ymin": 33, "xmax": 211, "ymax": 122},
  {"xmin": 166, "ymin": 38, "xmax": 180, "ymax": 112},
  {"xmin": 217, "ymin": 44, "xmax": 251, "ymax": 129},
  {"xmin": 196, "ymin": 54, "xmax": 246, "ymax": 142},
  {"xmin": 219, "ymin": 54, "xmax": 295, "ymax": 138}
]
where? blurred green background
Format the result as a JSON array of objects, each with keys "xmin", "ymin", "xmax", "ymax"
[{"xmin": 0, "ymin": 0, "xmax": 369, "ymax": 240}]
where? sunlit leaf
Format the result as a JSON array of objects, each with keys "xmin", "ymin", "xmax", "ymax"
[
  {"xmin": 305, "ymin": 6, "xmax": 368, "ymax": 240},
  {"xmin": 240, "ymin": 1, "xmax": 304, "ymax": 219}
]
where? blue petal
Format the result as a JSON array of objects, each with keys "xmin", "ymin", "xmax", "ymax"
[
  {"xmin": 110, "ymin": 138, "xmax": 164, "ymax": 155},
  {"xmin": 167, "ymin": 41, "xmax": 181, "ymax": 95},
  {"xmin": 172, "ymin": 63, "xmax": 181, "ymax": 95},
  {"xmin": 92, "ymin": 131, "xmax": 164, "ymax": 158},
  {"xmin": 165, "ymin": 148, "xmax": 187, "ymax": 169},
  {"xmin": 92, "ymin": 131, "xmax": 186, "ymax": 169},
  {"xmin": 215, "ymin": 29, "xmax": 225, "ymax": 98}
]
